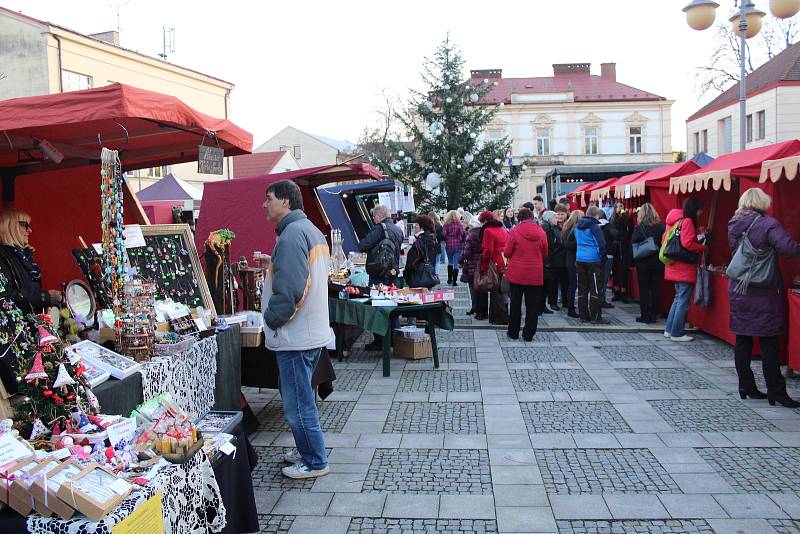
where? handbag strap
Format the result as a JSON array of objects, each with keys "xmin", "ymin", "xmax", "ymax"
[{"xmin": 742, "ymin": 214, "xmax": 761, "ymax": 239}]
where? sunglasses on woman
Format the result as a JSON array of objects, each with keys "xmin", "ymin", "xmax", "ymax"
[{"xmin": 18, "ymin": 221, "xmax": 31, "ymax": 231}]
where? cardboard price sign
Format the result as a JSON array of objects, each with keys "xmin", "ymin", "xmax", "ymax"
[{"xmin": 112, "ymin": 493, "xmax": 164, "ymax": 534}]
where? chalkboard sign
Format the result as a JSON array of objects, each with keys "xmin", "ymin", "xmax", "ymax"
[
  {"xmin": 126, "ymin": 224, "xmax": 216, "ymax": 315},
  {"xmin": 198, "ymin": 145, "xmax": 224, "ymax": 175}
]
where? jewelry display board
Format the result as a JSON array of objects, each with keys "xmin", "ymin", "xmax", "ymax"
[
  {"xmin": 127, "ymin": 225, "xmax": 215, "ymax": 315},
  {"xmin": 71, "ymin": 249, "xmax": 113, "ymax": 311}
]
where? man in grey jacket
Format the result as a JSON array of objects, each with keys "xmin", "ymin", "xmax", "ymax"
[{"xmin": 261, "ymin": 179, "xmax": 332, "ymax": 479}]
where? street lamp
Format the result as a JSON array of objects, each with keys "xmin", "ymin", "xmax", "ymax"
[{"xmin": 684, "ymin": 0, "xmax": 800, "ymax": 151}]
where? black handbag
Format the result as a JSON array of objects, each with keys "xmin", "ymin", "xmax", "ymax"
[
  {"xmin": 408, "ymin": 239, "xmax": 439, "ymax": 289},
  {"xmin": 663, "ymin": 219, "xmax": 699, "ymax": 264}
]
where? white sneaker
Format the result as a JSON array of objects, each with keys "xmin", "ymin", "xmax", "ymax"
[
  {"xmin": 663, "ymin": 331, "xmax": 671, "ymax": 338},
  {"xmin": 281, "ymin": 462, "xmax": 330, "ymax": 479},
  {"xmin": 283, "ymin": 449, "xmax": 301, "ymax": 464},
  {"xmin": 670, "ymin": 335, "xmax": 694, "ymax": 342}
]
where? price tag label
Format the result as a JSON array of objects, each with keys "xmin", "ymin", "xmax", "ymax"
[
  {"xmin": 0, "ymin": 433, "xmax": 31, "ymax": 466},
  {"xmin": 219, "ymin": 441, "xmax": 236, "ymax": 456},
  {"xmin": 49, "ymin": 448, "xmax": 71, "ymax": 460},
  {"xmin": 109, "ymin": 478, "xmax": 132, "ymax": 496},
  {"xmin": 106, "ymin": 418, "xmax": 136, "ymax": 447}
]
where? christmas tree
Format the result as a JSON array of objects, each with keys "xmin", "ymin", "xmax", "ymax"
[
  {"xmin": 371, "ymin": 36, "xmax": 515, "ymax": 212},
  {"xmin": 12, "ymin": 315, "xmax": 96, "ymax": 439}
]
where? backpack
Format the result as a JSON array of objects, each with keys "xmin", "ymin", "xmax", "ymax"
[{"xmin": 365, "ymin": 223, "xmax": 398, "ymax": 280}]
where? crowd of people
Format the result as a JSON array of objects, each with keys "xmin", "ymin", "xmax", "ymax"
[{"xmin": 358, "ymin": 187, "xmax": 800, "ymax": 408}]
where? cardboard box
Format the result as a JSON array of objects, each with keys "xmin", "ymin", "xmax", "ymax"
[
  {"xmin": 421, "ymin": 289, "xmax": 456, "ymax": 304},
  {"xmin": 30, "ymin": 460, "xmax": 80, "ymax": 519},
  {"xmin": 11, "ymin": 459, "xmax": 55, "ymax": 517},
  {"xmin": 240, "ymin": 327, "xmax": 263, "ymax": 348},
  {"xmin": 0, "ymin": 455, "xmax": 39, "ymax": 515},
  {"xmin": 58, "ymin": 464, "xmax": 131, "ymax": 522},
  {"xmin": 392, "ymin": 334, "xmax": 432, "ymax": 360}
]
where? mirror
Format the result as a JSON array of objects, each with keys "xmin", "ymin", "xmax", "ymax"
[{"xmin": 65, "ymin": 279, "xmax": 96, "ymax": 327}]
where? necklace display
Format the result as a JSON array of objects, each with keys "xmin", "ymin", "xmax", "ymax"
[
  {"xmin": 127, "ymin": 234, "xmax": 202, "ymax": 308},
  {"xmin": 100, "ymin": 148, "xmax": 128, "ymax": 317}
]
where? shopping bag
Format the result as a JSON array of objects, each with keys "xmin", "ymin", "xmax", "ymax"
[{"xmin": 474, "ymin": 261, "xmax": 500, "ymax": 292}]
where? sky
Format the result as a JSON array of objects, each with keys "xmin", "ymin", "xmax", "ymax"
[{"xmin": 3, "ymin": 0, "xmax": 787, "ymax": 151}]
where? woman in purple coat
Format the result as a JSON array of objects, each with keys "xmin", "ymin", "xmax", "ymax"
[{"xmin": 728, "ymin": 188, "xmax": 800, "ymax": 407}]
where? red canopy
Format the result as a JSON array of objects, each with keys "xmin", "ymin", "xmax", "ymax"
[
  {"xmin": 585, "ymin": 177, "xmax": 618, "ymax": 203},
  {"xmin": 0, "ymin": 83, "xmax": 252, "ymax": 174},
  {"xmin": 670, "ymin": 140, "xmax": 800, "ymax": 194},
  {"xmin": 196, "ymin": 163, "xmax": 382, "ymax": 262}
]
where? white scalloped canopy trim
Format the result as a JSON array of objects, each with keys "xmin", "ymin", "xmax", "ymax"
[
  {"xmin": 669, "ymin": 170, "xmax": 732, "ymax": 194},
  {"xmin": 590, "ymin": 186, "xmax": 612, "ymax": 202},
  {"xmin": 760, "ymin": 156, "xmax": 800, "ymax": 183}
]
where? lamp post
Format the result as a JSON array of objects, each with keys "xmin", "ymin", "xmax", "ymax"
[{"xmin": 683, "ymin": 0, "xmax": 800, "ymax": 151}]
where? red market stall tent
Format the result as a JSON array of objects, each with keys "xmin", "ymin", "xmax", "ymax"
[
  {"xmin": 666, "ymin": 140, "xmax": 800, "ymax": 351},
  {"xmin": 0, "ymin": 83, "xmax": 253, "ymax": 287},
  {"xmin": 195, "ymin": 163, "xmax": 382, "ymax": 263}
]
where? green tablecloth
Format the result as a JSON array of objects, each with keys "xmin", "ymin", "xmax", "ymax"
[{"xmin": 328, "ymin": 298, "xmax": 455, "ymax": 376}]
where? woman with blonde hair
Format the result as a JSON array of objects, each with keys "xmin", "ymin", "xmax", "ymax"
[
  {"xmin": 0, "ymin": 209, "xmax": 62, "ymax": 312},
  {"xmin": 728, "ymin": 188, "xmax": 800, "ymax": 407},
  {"xmin": 442, "ymin": 210, "xmax": 466, "ymax": 286},
  {"xmin": 631, "ymin": 203, "xmax": 665, "ymax": 324},
  {"xmin": 562, "ymin": 209, "xmax": 583, "ymax": 318}
]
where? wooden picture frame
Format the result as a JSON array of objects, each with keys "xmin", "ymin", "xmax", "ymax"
[
  {"xmin": 58, "ymin": 464, "xmax": 131, "ymax": 522},
  {"xmin": 128, "ymin": 224, "xmax": 216, "ymax": 316}
]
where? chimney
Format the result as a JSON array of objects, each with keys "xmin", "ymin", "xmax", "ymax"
[
  {"xmin": 553, "ymin": 63, "xmax": 590, "ymax": 76},
  {"xmin": 600, "ymin": 62, "xmax": 616, "ymax": 82},
  {"xmin": 470, "ymin": 69, "xmax": 503, "ymax": 79},
  {"xmin": 90, "ymin": 31, "xmax": 120, "ymax": 46}
]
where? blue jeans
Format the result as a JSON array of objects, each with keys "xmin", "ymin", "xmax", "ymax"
[
  {"xmin": 447, "ymin": 249, "xmax": 462, "ymax": 268},
  {"xmin": 665, "ymin": 282, "xmax": 693, "ymax": 337},
  {"xmin": 435, "ymin": 242, "xmax": 447, "ymax": 274},
  {"xmin": 276, "ymin": 348, "xmax": 328, "ymax": 470}
]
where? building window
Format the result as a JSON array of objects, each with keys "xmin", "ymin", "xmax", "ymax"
[
  {"xmin": 293, "ymin": 145, "xmax": 301, "ymax": 159},
  {"xmin": 584, "ymin": 126, "xmax": 599, "ymax": 155},
  {"xmin": 718, "ymin": 116, "xmax": 733, "ymax": 154},
  {"xmin": 61, "ymin": 70, "xmax": 92, "ymax": 92},
  {"xmin": 147, "ymin": 166, "xmax": 169, "ymax": 178},
  {"xmin": 693, "ymin": 132, "xmax": 700, "ymax": 155},
  {"xmin": 536, "ymin": 128, "xmax": 550, "ymax": 156},
  {"xmin": 628, "ymin": 127, "xmax": 643, "ymax": 154},
  {"xmin": 746, "ymin": 114, "xmax": 753, "ymax": 143},
  {"xmin": 757, "ymin": 110, "xmax": 766, "ymax": 140},
  {"xmin": 701, "ymin": 130, "xmax": 708, "ymax": 153}
]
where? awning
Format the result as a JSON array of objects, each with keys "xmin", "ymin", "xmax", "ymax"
[
  {"xmin": 0, "ymin": 83, "xmax": 253, "ymax": 174},
  {"xmin": 760, "ymin": 154, "xmax": 800, "ymax": 183},
  {"xmin": 587, "ymin": 177, "xmax": 618, "ymax": 202},
  {"xmin": 669, "ymin": 140, "xmax": 800, "ymax": 194},
  {"xmin": 616, "ymin": 160, "xmax": 702, "ymax": 199},
  {"xmin": 545, "ymin": 163, "xmax": 662, "ymax": 179}
]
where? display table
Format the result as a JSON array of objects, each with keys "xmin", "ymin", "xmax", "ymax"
[
  {"xmin": 787, "ymin": 291, "xmax": 800, "ymax": 370},
  {"xmin": 328, "ymin": 299, "xmax": 455, "ymax": 377},
  {"xmin": 93, "ymin": 326, "xmax": 242, "ymax": 416},
  {"xmin": 240, "ymin": 346, "xmax": 336, "ymax": 398}
]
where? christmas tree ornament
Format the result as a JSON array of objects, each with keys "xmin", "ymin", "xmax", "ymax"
[
  {"xmin": 464, "ymin": 154, "xmax": 474, "ymax": 163},
  {"xmin": 37, "ymin": 325, "xmax": 57, "ymax": 346},
  {"xmin": 456, "ymin": 164, "xmax": 461, "ymax": 169},
  {"xmin": 469, "ymin": 132, "xmax": 477, "ymax": 139},
  {"xmin": 424, "ymin": 101, "xmax": 433, "ymax": 109},
  {"xmin": 494, "ymin": 158, "xmax": 501, "ymax": 165},
  {"xmin": 43, "ymin": 389, "xmax": 53, "ymax": 398},
  {"xmin": 24, "ymin": 352, "xmax": 47, "ymax": 383},
  {"xmin": 470, "ymin": 93, "xmax": 479, "ymax": 103},
  {"xmin": 426, "ymin": 172, "xmax": 442, "ymax": 189},
  {"xmin": 510, "ymin": 182, "xmax": 517, "ymax": 188},
  {"xmin": 398, "ymin": 150, "xmax": 405, "ymax": 157},
  {"xmin": 29, "ymin": 418, "xmax": 48, "ymax": 440},
  {"xmin": 445, "ymin": 97, "xmax": 452, "ymax": 103},
  {"xmin": 53, "ymin": 363, "xmax": 76, "ymax": 391}
]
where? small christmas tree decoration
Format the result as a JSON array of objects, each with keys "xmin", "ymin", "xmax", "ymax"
[
  {"xmin": 29, "ymin": 418, "xmax": 48, "ymax": 440},
  {"xmin": 24, "ymin": 351, "xmax": 48, "ymax": 383},
  {"xmin": 53, "ymin": 363, "xmax": 76, "ymax": 391},
  {"xmin": 37, "ymin": 325, "xmax": 57, "ymax": 347}
]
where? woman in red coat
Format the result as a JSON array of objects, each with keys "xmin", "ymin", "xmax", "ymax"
[
  {"xmin": 663, "ymin": 197, "xmax": 706, "ymax": 342},
  {"xmin": 478, "ymin": 211, "xmax": 508, "ymax": 325},
  {"xmin": 503, "ymin": 208, "xmax": 548, "ymax": 341}
]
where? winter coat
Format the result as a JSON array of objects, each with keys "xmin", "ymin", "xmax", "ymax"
[
  {"xmin": 435, "ymin": 223, "xmax": 445, "ymax": 244},
  {"xmin": 503, "ymin": 220, "xmax": 548, "ymax": 286},
  {"xmin": 601, "ymin": 221, "xmax": 619, "ymax": 257},
  {"xmin": 442, "ymin": 221, "xmax": 466, "ymax": 253},
  {"xmin": 0, "ymin": 245, "xmax": 51, "ymax": 312},
  {"xmin": 480, "ymin": 221, "xmax": 508, "ymax": 273},
  {"xmin": 502, "ymin": 217, "xmax": 517, "ymax": 230},
  {"xmin": 612, "ymin": 214, "xmax": 634, "ymax": 268},
  {"xmin": 631, "ymin": 222, "xmax": 666, "ymax": 271},
  {"xmin": 565, "ymin": 228, "xmax": 578, "ymax": 268},
  {"xmin": 663, "ymin": 209, "xmax": 705, "ymax": 284},
  {"xmin": 541, "ymin": 221, "xmax": 566, "ymax": 269},
  {"xmin": 404, "ymin": 232, "xmax": 438, "ymax": 287},
  {"xmin": 460, "ymin": 227, "xmax": 483, "ymax": 283},
  {"xmin": 574, "ymin": 217, "xmax": 606, "ymax": 263},
  {"xmin": 358, "ymin": 217, "xmax": 403, "ymax": 269},
  {"xmin": 727, "ymin": 209, "xmax": 800, "ymax": 337}
]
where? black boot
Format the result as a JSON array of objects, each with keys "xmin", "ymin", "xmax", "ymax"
[
  {"xmin": 567, "ymin": 308, "xmax": 579, "ymax": 318},
  {"xmin": 447, "ymin": 266, "xmax": 453, "ymax": 285},
  {"xmin": 768, "ymin": 392, "xmax": 800, "ymax": 407},
  {"xmin": 451, "ymin": 268, "xmax": 459, "ymax": 286},
  {"xmin": 611, "ymin": 291, "xmax": 621, "ymax": 302}
]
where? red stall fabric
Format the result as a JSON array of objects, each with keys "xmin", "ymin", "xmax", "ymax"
[
  {"xmin": 141, "ymin": 201, "xmax": 183, "ymax": 224},
  {"xmin": 587, "ymin": 177, "xmax": 618, "ymax": 204},
  {"xmin": 788, "ymin": 291, "xmax": 800, "ymax": 370},
  {"xmin": 196, "ymin": 163, "xmax": 382, "ymax": 263},
  {"xmin": 687, "ymin": 272, "xmax": 736, "ymax": 346},
  {"xmin": 567, "ymin": 182, "xmax": 593, "ymax": 211},
  {"xmin": 12, "ymin": 166, "xmax": 147, "ymax": 288},
  {"xmin": 0, "ymin": 83, "xmax": 253, "ymax": 173}
]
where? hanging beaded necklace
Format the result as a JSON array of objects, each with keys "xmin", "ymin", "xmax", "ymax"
[{"xmin": 100, "ymin": 148, "xmax": 128, "ymax": 317}]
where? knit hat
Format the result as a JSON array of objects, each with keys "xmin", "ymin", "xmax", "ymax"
[{"xmin": 478, "ymin": 211, "xmax": 496, "ymax": 224}]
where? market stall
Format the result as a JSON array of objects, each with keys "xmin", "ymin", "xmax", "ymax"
[
  {"xmin": 667, "ymin": 140, "xmax": 800, "ymax": 351},
  {"xmin": 0, "ymin": 84, "xmax": 258, "ymax": 532},
  {"xmin": 136, "ymin": 173, "xmax": 203, "ymax": 225},
  {"xmin": 566, "ymin": 182, "xmax": 595, "ymax": 210}
]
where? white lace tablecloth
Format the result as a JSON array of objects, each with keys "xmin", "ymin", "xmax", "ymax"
[
  {"xmin": 27, "ymin": 450, "xmax": 226, "ymax": 534},
  {"xmin": 140, "ymin": 336, "xmax": 219, "ymax": 416}
]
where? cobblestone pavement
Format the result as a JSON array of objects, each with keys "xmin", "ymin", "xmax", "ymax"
[{"xmin": 247, "ymin": 277, "xmax": 800, "ymax": 533}]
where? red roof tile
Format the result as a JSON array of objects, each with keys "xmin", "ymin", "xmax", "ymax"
[
  {"xmin": 689, "ymin": 41, "xmax": 800, "ymax": 121},
  {"xmin": 472, "ymin": 71, "xmax": 665, "ymax": 104},
  {"xmin": 233, "ymin": 151, "xmax": 288, "ymax": 178}
]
